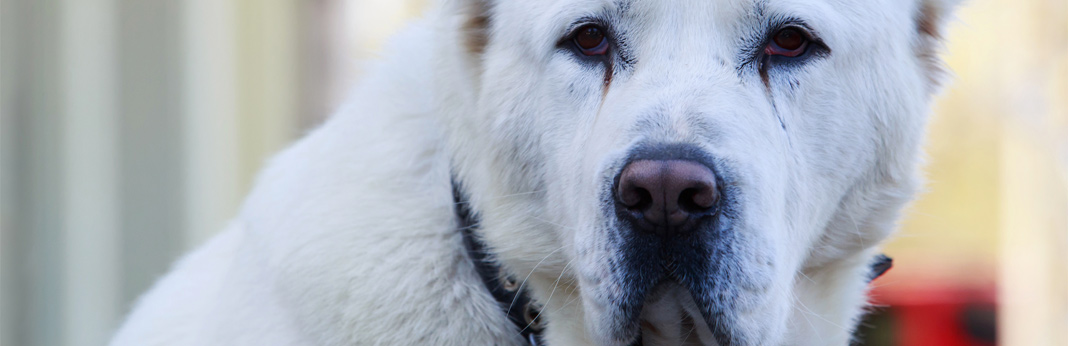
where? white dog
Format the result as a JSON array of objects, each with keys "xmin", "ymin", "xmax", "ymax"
[{"xmin": 112, "ymin": 0, "xmax": 958, "ymax": 345}]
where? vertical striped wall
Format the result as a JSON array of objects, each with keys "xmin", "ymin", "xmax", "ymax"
[
  {"xmin": 0, "ymin": 1, "xmax": 405, "ymax": 345},
  {"xmin": 1, "ymin": 1, "xmax": 427, "ymax": 344}
]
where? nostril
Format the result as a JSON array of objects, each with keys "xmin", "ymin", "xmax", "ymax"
[
  {"xmin": 678, "ymin": 186, "xmax": 717, "ymax": 213},
  {"xmin": 619, "ymin": 185, "xmax": 653, "ymax": 210},
  {"xmin": 617, "ymin": 160, "xmax": 662, "ymax": 211}
]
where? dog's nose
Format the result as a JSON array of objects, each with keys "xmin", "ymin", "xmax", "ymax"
[{"xmin": 616, "ymin": 160, "xmax": 718, "ymax": 236}]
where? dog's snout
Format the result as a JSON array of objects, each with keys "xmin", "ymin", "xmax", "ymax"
[{"xmin": 616, "ymin": 160, "xmax": 718, "ymax": 236}]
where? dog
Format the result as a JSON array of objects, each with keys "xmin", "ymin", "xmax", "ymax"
[{"xmin": 111, "ymin": 0, "xmax": 958, "ymax": 345}]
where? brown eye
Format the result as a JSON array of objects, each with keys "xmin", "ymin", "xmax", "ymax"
[
  {"xmin": 573, "ymin": 25, "xmax": 609, "ymax": 56},
  {"xmin": 766, "ymin": 28, "xmax": 808, "ymax": 57}
]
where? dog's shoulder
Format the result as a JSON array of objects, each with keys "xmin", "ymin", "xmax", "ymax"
[
  {"xmin": 111, "ymin": 223, "xmax": 314, "ymax": 345},
  {"xmin": 113, "ymin": 18, "xmax": 520, "ymax": 346}
]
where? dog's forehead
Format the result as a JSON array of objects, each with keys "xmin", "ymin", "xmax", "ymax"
[
  {"xmin": 494, "ymin": 0, "xmax": 889, "ymax": 52},
  {"xmin": 502, "ymin": 0, "xmax": 759, "ymax": 32},
  {"xmin": 518, "ymin": 0, "xmax": 890, "ymax": 17}
]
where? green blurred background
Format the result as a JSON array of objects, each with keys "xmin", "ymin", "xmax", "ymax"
[{"xmin": 1, "ymin": 0, "xmax": 1064, "ymax": 345}]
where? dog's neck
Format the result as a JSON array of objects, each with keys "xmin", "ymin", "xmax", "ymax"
[{"xmin": 452, "ymin": 178, "xmax": 546, "ymax": 345}]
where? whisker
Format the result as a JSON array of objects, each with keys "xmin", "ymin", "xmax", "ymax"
[
  {"xmin": 520, "ymin": 257, "xmax": 577, "ymax": 335},
  {"xmin": 790, "ymin": 292, "xmax": 824, "ymax": 342},
  {"xmin": 509, "ymin": 245, "xmax": 566, "ymax": 314},
  {"xmin": 451, "ymin": 189, "xmax": 550, "ymax": 207}
]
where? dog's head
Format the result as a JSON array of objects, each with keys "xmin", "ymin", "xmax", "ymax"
[{"xmin": 438, "ymin": 0, "xmax": 957, "ymax": 344}]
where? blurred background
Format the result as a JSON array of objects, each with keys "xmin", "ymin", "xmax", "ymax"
[{"xmin": 0, "ymin": 0, "xmax": 1064, "ymax": 345}]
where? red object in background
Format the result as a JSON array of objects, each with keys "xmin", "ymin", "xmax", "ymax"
[
  {"xmin": 867, "ymin": 280, "xmax": 997, "ymax": 346},
  {"xmin": 894, "ymin": 302, "xmax": 993, "ymax": 346}
]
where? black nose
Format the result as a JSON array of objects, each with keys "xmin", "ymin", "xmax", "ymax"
[{"xmin": 616, "ymin": 159, "xmax": 719, "ymax": 236}]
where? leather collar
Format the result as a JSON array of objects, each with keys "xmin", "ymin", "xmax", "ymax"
[{"xmin": 454, "ymin": 180, "xmax": 545, "ymax": 345}]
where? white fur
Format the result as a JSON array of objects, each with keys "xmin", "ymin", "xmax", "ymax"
[{"xmin": 112, "ymin": 1, "xmax": 957, "ymax": 345}]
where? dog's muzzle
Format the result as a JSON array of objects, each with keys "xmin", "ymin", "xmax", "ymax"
[{"xmin": 599, "ymin": 143, "xmax": 753, "ymax": 345}]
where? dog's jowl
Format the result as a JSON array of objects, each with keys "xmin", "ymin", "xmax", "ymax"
[{"xmin": 112, "ymin": 1, "xmax": 959, "ymax": 345}]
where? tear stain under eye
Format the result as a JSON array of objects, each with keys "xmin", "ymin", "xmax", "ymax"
[
  {"xmin": 758, "ymin": 55, "xmax": 771, "ymax": 89},
  {"xmin": 766, "ymin": 84, "xmax": 791, "ymax": 153},
  {"xmin": 771, "ymin": 97, "xmax": 786, "ymax": 132},
  {"xmin": 759, "ymin": 58, "xmax": 788, "ymax": 133},
  {"xmin": 598, "ymin": 61, "xmax": 614, "ymax": 114},
  {"xmin": 594, "ymin": 61, "xmax": 614, "ymax": 140},
  {"xmin": 602, "ymin": 61, "xmax": 614, "ymax": 98}
]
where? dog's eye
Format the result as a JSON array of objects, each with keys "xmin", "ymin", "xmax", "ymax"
[
  {"xmin": 572, "ymin": 25, "xmax": 609, "ymax": 56},
  {"xmin": 765, "ymin": 28, "xmax": 808, "ymax": 57}
]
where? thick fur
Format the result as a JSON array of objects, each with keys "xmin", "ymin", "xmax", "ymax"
[{"xmin": 112, "ymin": 1, "xmax": 957, "ymax": 345}]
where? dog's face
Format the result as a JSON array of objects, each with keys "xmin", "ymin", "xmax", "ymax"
[{"xmin": 443, "ymin": 0, "xmax": 954, "ymax": 344}]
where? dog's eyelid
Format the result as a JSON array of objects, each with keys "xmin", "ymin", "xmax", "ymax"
[
  {"xmin": 740, "ymin": 17, "xmax": 832, "ymax": 84},
  {"xmin": 563, "ymin": 17, "xmax": 611, "ymax": 40},
  {"xmin": 772, "ymin": 20, "xmax": 830, "ymax": 52}
]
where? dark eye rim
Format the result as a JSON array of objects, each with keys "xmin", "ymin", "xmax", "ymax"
[
  {"xmin": 558, "ymin": 19, "xmax": 614, "ymax": 61},
  {"xmin": 572, "ymin": 24, "xmax": 610, "ymax": 56},
  {"xmin": 765, "ymin": 27, "xmax": 810, "ymax": 57},
  {"xmin": 747, "ymin": 21, "xmax": 831, "ymax": 80},
  {"xmin": 763, "ymin": 25, "xmax": 819, "ymax": 58}
]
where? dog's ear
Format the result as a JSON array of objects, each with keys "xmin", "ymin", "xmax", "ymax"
[
  {"xmin": 915, "ymin": 0, "xmax": 962, "ymax": 91},
  {"xmin": 454, "ymin": 0, "xmax": 493, "ymax": 56}
]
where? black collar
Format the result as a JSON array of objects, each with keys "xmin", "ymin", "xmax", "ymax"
[
  {"xmin": 453, "ymin": 180, "xmax": 546, "ymax": 345},
  {"xmin": 868, "ymin": 254, "xmax": 893, "ymax": 282},
  {"xmin": 452, "ymin": 179, "xmax": 891, "ymax": 346}
]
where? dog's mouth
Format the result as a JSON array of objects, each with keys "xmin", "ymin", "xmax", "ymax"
[
  {"xmin": 594, "ymin": 242, "xmax": 750, "ymax": 346},
  {"xmin": 635, "ymin": 282, "xmax": 718, "ymax": 346}
]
